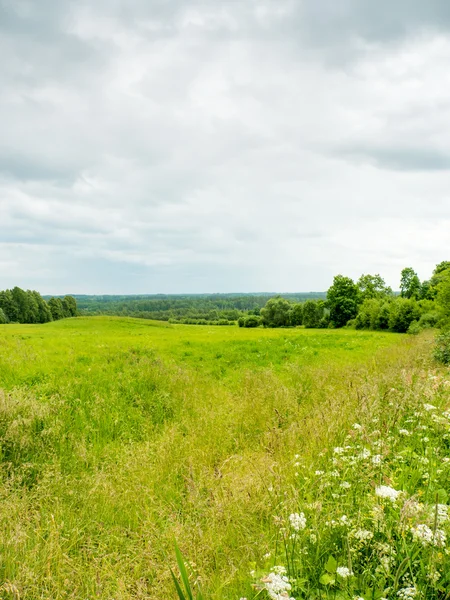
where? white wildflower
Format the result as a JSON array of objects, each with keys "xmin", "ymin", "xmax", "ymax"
[
  {"xmin": 340, "ymin": 481, "xmax": 351, "ymax": 489},
  {"xmin": 352, "ymin": 423, "xmax": 362, "ymax": 430},
  {"xmin": 372, "ymin": 454, "xmax": 383, "ymax": 465},
  {"xmin": 289, "ymin": 512, "xmax": 306, "ymax": 531},
  {"xmin": 410, "ymin": 523, "xmax": 446, "ymax": 547},
  {"xmin": 352, "ymin": 528, "xmax": 373, "ymax": 542},
  {"xmin": 336, "ymin": 566, "xmax": 353, "ymax": 578},
  {"xmin": 397, "ymin": 587, "xmax": 418, "ymax": 599},
  {"xmin": 315, "ymin": 470, "xmax": 324, "ymax": 476},
  {"xmin": 399, "ymin": 429, "xmax": 411, "ymax": 436},
  {"xmin": 340, "ymin": 515, "xmax": 349, "ymax": 525},
  {"xmin": 333, "ymin": 447, "xmax": 345, "ymax": 455},
  {"xmin": 375, "ymin": 485, "xmax": 401, "ymax": 502},
  {"xmin": 261, "ymin": 569, "xmax": 293, "ymax": 600},
  {"xmin": 423, "ymin": 403, "xmax": 437, "ymax": 411}
]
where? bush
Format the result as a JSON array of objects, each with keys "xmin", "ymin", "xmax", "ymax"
[
  {"xmin": 237, "ymin": 317, "xmax": 245, "ymax": 328},
  {"xmin": 434, "ymin": 331, "xmax": 450, "ymax": 364},
  {"xmin": 407, "ymin": 320, "xmax": 421, "ymax": 335},
  {"xmin": 388, "ymin": 298, "xmax": 421, "ymax": 333},
  {"xmin": 418, "ymin": 311, "xmax": 441, "ymax": 329},
  {"xmin": 243, "ymin": 315, "xmax": 261, "ymax": 328}
]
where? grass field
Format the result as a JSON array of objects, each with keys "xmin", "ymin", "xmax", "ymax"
[{"xmin": 0, "ymin": 318, "xmax": 448, "ymax": 599}]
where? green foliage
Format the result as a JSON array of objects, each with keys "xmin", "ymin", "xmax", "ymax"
[
  {"xmin": 0, "ymin": 287, "xmax": 76, "ymax": 325},
  {"xmin": 260, "ymin": 297, "xmax": 292, "ymax": 328},
  {"xmin": 400, "ymin": 267, "xmax": 421, "ymax": 299},
  {"xmin": 407, "ymin": 319, "xmax": 421, "ymax": 335},
  {"xmin": 0, "ymin": 307, "xmax": 7, "ymax": 324},
  {"xmin": 302, "ymin": 300, "xmax": 322, "ymax": 328},
  {"xmin": 327, "ymin": 275, "xmax": 359, "ymax": 328},
  {"xmin": 357, "ymin": 273, "xmax": 392, "ymax": 301},
  {"xmin": 388, "ymin": 298, "xmax": 421, "ymax": 333},
  {"xmin": 434, "ymin": 331, "xmax": 450, "ymax": 364},
  {"xmin": 289, "ymin": 302, "xmax": 303, "ymax": 326},
  {"xmin": 436, "ymin": 268, "xmax": 450, "ymax": 316},
  {"xmin": 171, "ymin": 543, "xmax": 204, "ymax": 600}
]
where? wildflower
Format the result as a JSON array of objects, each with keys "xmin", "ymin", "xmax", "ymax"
[
  {"xmin": 352, "ymin": 528, "xmax": 373, "ymax": 541},
  {"xmin": 340, "ymin": 515, "xmax": 349, "ymax": 525},
  {"xmin": 397, "ymin": 587, "xmax": 418, "ymax": 599},
  {"xmin": 410, "ymin": 523, "xmax": 446, "ymax": 547},
  {"xmin": 315, "ymin": 470, "xmax": 324, "ymax": 476},
  {"xmin": 333, "ymin": 447, "xmax": 345, "ymax": 455},
  {"xmin": 261, "ymin": 568, "xmax": 294, "ymax": 600},
  {"xmin": 436, "ymin": 504, "xmax": 448, "ymax": 523},
  {"xmin": 375, "ymin": 485, "xmax": 401, "ymax": 502},
  {"xmin": 340, "ymin": 481, "xmax": 351, "ymax": 489},
  {"xmin": 358, "ymin": 448, "xmax": 371, "ymax": 460},
  {"xmin": 372, "ymin": 454, "xmax": 382, "ymax": 465},
  {"xmin": 336, "ymin": 566, "xmax": 353, "ymax": 578},
  {"xmin": 352, "ymin": 423, "xmax": 362, "ymax": 430},
  {"xmin": 289, "ymin": 512, "xmax": 306, "ymax": 531},
  {"xmin": 399, "ymin": 429, "xmax": 411, "ymax": 436},
  {"xmin": 423, "ymin": 403, "xmax": 437, "ymax": 411}
]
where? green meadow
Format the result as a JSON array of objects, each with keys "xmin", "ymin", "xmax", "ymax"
[{"xmin": 0, "ymin": 318, "xmax": 448, "ymax": 599}]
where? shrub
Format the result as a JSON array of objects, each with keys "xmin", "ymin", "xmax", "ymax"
[
  {"xmin": 388, "ymin": 298, "xmax": 421, "ymax": 333},
  {"xmin": 407, "ymin": 320, "xmax": 421, "ymax": 335},
  {"xmin": 418, "ymin": 311, "xmax": 441, "ymax": 329},
  {"xmin": 243, "ymin": 315, "xmax": 261, "ymax": 328},
  {"xmin": 237, "ymin": 317, "xmax": 245, "ymax": 328},
  {"xmin": 434, "ymin": 331, "xmax": 450, "ymax": 364}
]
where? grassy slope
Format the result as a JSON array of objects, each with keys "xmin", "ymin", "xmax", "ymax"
[{"xmin": 0, "ymin": 318, "xmax": 436, "ymax": 599}]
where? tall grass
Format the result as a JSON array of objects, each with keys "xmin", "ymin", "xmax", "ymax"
[{"xmin": 0, "ymin": 318, "xmax": 442, "ymax": 599}]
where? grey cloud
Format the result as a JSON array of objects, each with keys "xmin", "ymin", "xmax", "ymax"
[{"xmin": 334, "ymin": 145, "xmax": 450, "ymax": 172}]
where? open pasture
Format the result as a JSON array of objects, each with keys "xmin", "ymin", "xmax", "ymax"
[{"xmin": 0, "ymin": 318, "xmax": 442, "ymax": 599}]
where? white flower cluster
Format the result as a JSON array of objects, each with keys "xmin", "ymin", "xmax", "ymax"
[
  {"xmin": 375, "ymin": 485, "xmax": 401, "ymax": 502},
  {"xmin": 261, "ymin": 567, "xmax": 294, "ymax": 600},
  {"xmin": 289, "ymin": 512, "xmax": 306, "ymax": 531},
  {"xmin": 397, "ymin": 587, "xmax": 418, "ymax": 599},
  {"xmin": 410, "ymin": 523, "xmax": 447, "ymax": 547},
  {"xmin": 336, "ymin": 566, "xmax": 353, "ymax": 578},
  {"xmin": 352, "ymin": 528, "xmax": 373, "ymax": 542}
]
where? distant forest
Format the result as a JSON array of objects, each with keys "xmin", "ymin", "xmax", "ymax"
[{"xmin": 74, "ymin": 292, "xmax": 327, "ymax": 324}]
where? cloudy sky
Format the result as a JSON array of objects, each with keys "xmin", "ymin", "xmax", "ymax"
[{"xmin": 1, "ymin": 0, "xmax": 450, "ymax": 294}]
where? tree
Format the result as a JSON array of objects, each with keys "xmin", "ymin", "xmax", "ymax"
[
  {"xmin": 260, "ymin": 297, "xmax": 292, "ymax": 328},
  {"xmin": 48, "ymin": 297, "xmax": 64, "ymax": 321},
  {"xmin": 62, "ymin": 295, "xmax": 77, "ymax": 318},
  {"xmin": 357, "ymin": 274, "xmax": 392, "ymax": 301},
  {"xmin": 388, "ymin": 298, "xmax": 421, "ymax": 333},
  {"xmin": 355, "ymin": 299, "xmax": 382, "ymax": 330},
  {"xmin": 327, "ymin": 275, "xmax": 359, "ymax": 328},
  {"xmin": 436, "ymin": 269, "xmax": 450, "ymax": 317},
  {"xmin": 0, "ymin": 307, "xmax": 7, "ymax": 324},
  {"xmin": 32, "ymin": 291, "xmax": 53, "ymax": 323},
  {"xmin": 0, "ymin": 290, "xmax": 17, "ymax": 322},
  {"xmin": 289, "ymin": 303, "xmax": 303, "ymax": 326},
  {"xmin": 400, "ymin": 268, "xmax": 421, "ymax": 299},
  {"xmin": 302, "ymin": 300, "xmax": 322, "ymax": 328}
]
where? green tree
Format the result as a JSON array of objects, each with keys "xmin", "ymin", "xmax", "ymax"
[
  {"xmin": 48, "ymin": 297, "xmax": 64, "ymax": 321},
  {"xmin": 0, "ymin": 307, "xmax": 7, "ymax": 324},
  {"xmin": 11, "ymin": 286, "xmax": 31, "ymax": 323},
  {"xmin": 327, "ymin": 275, "xmax": 359, "ymax": 328},
  {"xmin": 388, "ymin": 298, "xmax": 421, "ymax": 333},
  {"xmin": 260, "ymin": 297, "xmax": 292, "ymax": 328},
  {"xmin": 355, "ymin": 299, "xmax": 382, "ymax": 330},
  {"xmin": 436, "ymin": 269, "xmax": 450, "ymax": 317},
  {"xmin": 400, "ymin": 268, "xmax": 421, "ymax": 299},
  {"xmin": 62, "ymin": 295, "xmax": 77, "ymax": 318},
  {"xmin": 302, "ymin": 300, "xmax": 322, "ymax": 328},
  {"xmin": 32, "ymin": 291, "xmax": 53, "ymax": 323},
  {"xmin": 0, "ymin": 290, "xmax": 17, "ymax": 322},
  {"xmin": 357, "ymin": 274, "xmax": 392, "ymax": 301},
  {"xmin": 289, "ymin": 303, "xmax": 303, "ymax": 326}
]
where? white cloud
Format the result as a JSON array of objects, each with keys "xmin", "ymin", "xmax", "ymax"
[{"xmin": 0, "ymin": 0, "xmax": 449, "ymax": 293}]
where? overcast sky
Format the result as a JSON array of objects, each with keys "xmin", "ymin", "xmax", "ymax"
[{"xmin": 1, "ymin": 0, "xmax": 449, "ymax": 294}]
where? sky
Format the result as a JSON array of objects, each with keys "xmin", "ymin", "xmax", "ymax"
[{"xmin": 1, "ymin": 0, "xmax": 450, "ymax": 294}]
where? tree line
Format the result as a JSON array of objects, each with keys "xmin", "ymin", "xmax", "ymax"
[
  {"xmin": 74, "ymin": 292, "xmax": 326, "ymax": 324},
  {"xmin": 0, "ymin": 287, "xmax": 77, "ymax": 324},
  {"xmin": 239, "ymin": 261, "xmax": 450, "ymax": 333}
]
